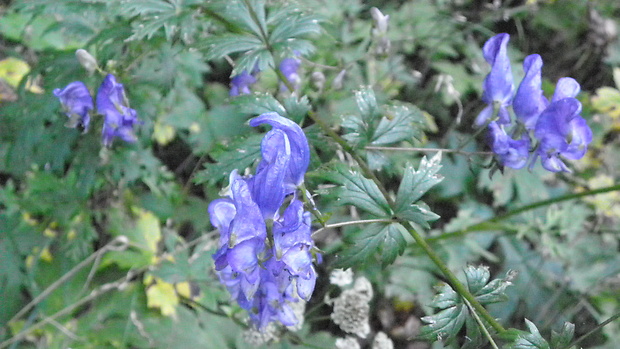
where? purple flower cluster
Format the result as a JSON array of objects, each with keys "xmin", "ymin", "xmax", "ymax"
[
  {"xmin": 209, "ymin": 112, "xmax": 315, "ymax": 330},
  {"xmin": 478, "ymin": 33, "xmax": 592, "ymax": 172},
  {"xmin": 54, "ymin": 74, "xmax": 140, "ymax": 147}
]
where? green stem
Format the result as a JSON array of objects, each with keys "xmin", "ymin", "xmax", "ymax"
[{"xmin": 400, "ymin": 219, "xmax": 506, "ymax": 334}]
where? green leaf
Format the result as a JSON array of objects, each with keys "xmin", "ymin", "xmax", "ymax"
[
  {"xmin": 371, "ymin": 105, "xmax": 426, "ymax": 145},
  {"xmin": 395, "ymin": 153, "xmax": 443, "ymax": 219},
  {"xmin": 202, "ymin": 34, "xmax": 263, "ymax": 61},
  {"xmin": 330, "ymin": 164, "xmax": 391, "ymax": 217},
  {"xmin": 396, "ymin": 203, "xmax": 439, "ymax": 229},
  {"xmin": 419, "ymin": 265, "xmax": 513, "ymax": 342},
  {"xmin": 419, "ymin": 305, "xmax": 467, "ymax": 341},
  {"xmin": 283, "ymin": 94, "xmax": 311, "ymax": 123},
  {"xmin": 336, "ymin": 222, "xmax": 406, "ymax": 268},
  {"xmin": 232, "ymin": 92, "xmax": 287, "ymax": 116},
  {"xmin": 355, "ymin": 86, "xmax": 380, "ymax": 123},
  {"xmin": 550, "ymin": 322, "xmax": 575, "ymax": 349},
  {"xmin": 194, "ymin": 134, "xmax": 263, "ymax": 185},
  {"xmin": 505, "ymin": 319, "xmax": 551, "ymax": 349}
]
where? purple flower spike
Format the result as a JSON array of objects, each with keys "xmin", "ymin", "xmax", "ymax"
[
  {"xmin": 53, "ymin": 81, "xmax": 93, "ymax": 132},
  {"xmin": 96, "ymin": 74, "xmax": 140, "ymax": 147},
  {"xmin": 514, "ymin": 54, "xmax": 548, "ymax": 130},
  {"xmin": 534, "ymin": 98, "xmax": 592, "ymax": 172},
  {"xmin": 477, "ymin": 33, "xmax": 514, "ymax": 126},
  {"xmin": 488, "ymin": 122, "xmax": 530, "ymax": 169},
  {"xmin": 250, "ymin": 112, "xmax": 310, "ymax": 189},
  {"xmin": 230, "ymin": 70, "xmax": 257, "ymax": 96}
]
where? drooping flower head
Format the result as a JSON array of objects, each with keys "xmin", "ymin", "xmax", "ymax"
[
  {"xmin": 477, "ymin": 33, "xmax": 514, "ymax": 126},
  {"xmin": 230, "ymin": 70, "xmax": 257, "ymax": 96},
  {"xmin": 513, "ymin": 54, "xmax": 548, "ymax": 130},
  {"xmin": 96, "ymin": 74, "xmax": 140, "ymax": 147},
  {"xmin": 534, "ymin": 98, "xmax": 592, "ymax": 172},
  {"xmin": 53, "ymin": 81, "xmax": 93, "ymax": 132}
]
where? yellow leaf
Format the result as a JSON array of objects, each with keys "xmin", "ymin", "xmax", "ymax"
[
  {"xmin": 153, "ymin": 121, "xmax": 175, "ymax": 146},
  {"xmin": 145, "ymin": 276, "xmax": 179, "ymax": 317},
  {"xmin": 591, "ymin": 87, "xmax": 620, "ymax": 119},
  {"xmin": 0, "ymin": 57, "xmax": 30, "ymax": 88},
  {"xmin": 175, "ymin": 282, "xmax": 192, "ymax": 299},
  {"xmin": 132, "ymin": 208, "xmax": 162, "ymax": 254}
]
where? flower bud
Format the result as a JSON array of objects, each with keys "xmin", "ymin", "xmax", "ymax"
[
  {"xmin": 75, "ymin": 49, "xmax": 98, "ymax": 74},
  {"xmin": 311, "ymin": 71, "xmax": 325, "ymax": 91}
]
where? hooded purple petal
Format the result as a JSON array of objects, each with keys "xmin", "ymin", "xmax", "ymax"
[
  {"xmin": 513, "ymin": 54, "xmax": 548, "ymax": 129},
  {"xmin": 551, "ymin": 77, "xmax": 580, "ymax": 102},
  {"xmin": 249, "ymin": 128, "xmax": 290, "ymax": 219},
  {"xmin": 250, "ymin": 112, "xmax": 310, "ymax": 188},
  {"xmin": 478, "ymin": 33, "xmax": 514, "ymax": 126}
]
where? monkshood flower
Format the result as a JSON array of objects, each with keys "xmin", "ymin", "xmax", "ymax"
[
  {"xmin": 210, "ymin": 112, "xmax": 315, "ymax": 331},
  {"xmin": 53, "ymin": 81, "xmax": 93, "ymax": 132},
  {"xmin": 534, "ymin": 98, "xmax": 592, "ymax": 172},
  {"xmin": 476, "ymin": 33, "xmax": 514, "ymax": 126},
  {"xmin": 230, "ymin": 70, "xmax": 257, "ymax": 96},
  {"xmin": 488, "ymin": 121, "xmax": 530, "ymax": 169},
  {"xmin": 96, "ymin": 74, "xmax": 140, "ymax": 147},
  {"xmin": 279, "ymin": 56, "xmax": 301, "ymax": 91},
  {"xmin": 250, "ymin": 112, "xmax": 310, "ymax": 190}
]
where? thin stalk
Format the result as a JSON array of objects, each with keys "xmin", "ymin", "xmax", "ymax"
[
  {"xmin": 463, "ymin": 297, "xmax": 500, "ymax": 349},
  {"xmin": 365, "ymin": 145, "xmax": 492, "ymax": 156},
  {"xmin": 312, "ymin": 218, "xmax": 396, "ymax": 236},
  {"xmin": 429, "ymin": 183, "xmax": 620, "ymax": 243},
  {"xmin": 567, "ymin": 310, "xmax": 620, "ymax": 349}
]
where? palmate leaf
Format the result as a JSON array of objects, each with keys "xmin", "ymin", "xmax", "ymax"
[
  {"xmin": 504, "ymin": 320, "xmax": 551, "ymax": 349},
  {"xmin": 330, "ymin": 164, "xmax": 391, "ymax": 218},
  {"xmin": 371, "ymin": 104, "xmax": 426, "ymax": 145},
  {"xmin": 419, "ymin": 265, "xmax": 513, "ymax": 342},
  {"xmin": 336, "ymin": 222, "xmax": 407, "ymax": 268},
  {"xmin": 394, "ymin": 153, "xmax": 443, "ymax": 227}
]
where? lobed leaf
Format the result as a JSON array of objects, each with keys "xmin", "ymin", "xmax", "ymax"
[
  {"xmin": 336, "ymin": 222, "xmax": 407, "ymax": 268},
  {"xmin": 395, "ymin": 152, "xmax": 443, "ymax": 213},
  {"xmin": 331, "ymin": 164, "xmax": 391, "ymax": 217},
  {"xmin": 505, "ymin": 319, "xmax": 551, "ymax": 349}
]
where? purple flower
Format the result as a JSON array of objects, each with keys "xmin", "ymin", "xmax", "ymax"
[
  {"xmin": 513, "ymin": 54, "xmax": 548, "ymax": 130},
  {"xmin": 53, "ymin": 81, "xmax": 93, "ymax": 132},
  {"xmin": 230, "ymin": 70, "xmax": 257, "ymax": 96},
  {"xmin": 488, "ymin": 121, "xmax": 530, "ymax": 169},
  {"xmin": 250, "ymin": 112, "xmax": 310, "ymax": 189},
  {"xmin": 279, "ymin": 56, "xmax": 301, "ymax": 91},
  {"xmin": 476, "ymin": 33, "xmax": 514, "ymax": 126},
  {"xmin": 96, "ymin": 74, "xmax": 140, "ymax": 147},
  {"xmin": 534, "ymin": 98, "xmax": 592, "ymax": 172}
]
